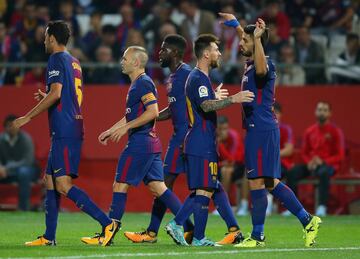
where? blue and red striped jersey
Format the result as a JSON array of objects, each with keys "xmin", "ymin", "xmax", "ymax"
[
  {"xmin": 184, "ymin": 67, "xmax": 217, "ymax": 157},
  {"xmin": 125, "ymin": 73, "xmax": 162, "ymax": 153},
  {"xmin": 241, "ymin": 58, "xmax": 278, "ymax": 132},
  {"xmin": 46, "ymin": 51, "xmax": 84, "ymax": 139}
]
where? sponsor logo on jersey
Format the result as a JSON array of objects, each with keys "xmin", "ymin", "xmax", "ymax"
[{"xmin": 48, "ymin": 70, "xmax": 60, "ymax": 78}]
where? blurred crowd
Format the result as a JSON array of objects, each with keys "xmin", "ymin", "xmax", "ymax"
[{"xmin": 1, "ymin": 0, "xmax": 360, "ymax": 86}]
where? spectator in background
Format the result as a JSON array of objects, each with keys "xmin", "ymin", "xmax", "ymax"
[
  {"xmin": 277, "ymin": 44, "xmax": 306, "ymax": 86},
  {"xmin": 259, "ymin": 0, "xmax": 291, "ymax": 41},
  {"xmin": 117, "ymin": 3, "xmax": 141, "ymax": 54},
  {"xmin": 285, "ymin": 0, "xmax": 317, "ymax": 28},
  {"xmin": 124, "ymin": 29, "xmax": 145, "ymax": 49},
  {"xmin": 329, "ymin": 32, "xmax": 360, "ymax": 83},
  {"xmin": 285, "ymin": 102, "xmax": 345, "ymax": 216},
  {"xmin": 24, "ymin": 25, "xmax": 47, "ymax": 62},
  {"xmin": 0, "ymin": 114, "xmax": 40, "ymax": 211},
  {"xmin": 265, "ymin": 22, "xmax": 287, "ymax": 62},
  {"xmin": 57, "ymin": 0, "xmax": 80, "ymax": 39},
  {"xmin": 216, "ymin": 116, "xmax": 248, "ymax": 216},
  {"xmin": 0, "ymin": 20, "xmax": 23, "ymax": 85},
  {"xmin": 315, "ymin": 0, "xmax": 355, "ymax": 34},
  {"xmin": 179, "ymin": 0, "xmax": 216, "ymax": 43},
  {"xmin": 22, "ymin": 56, "xmax": 45, "ymax": 87},
  {"xmin": 141, "ymin": 2, "xmax": 174, "ymax": 52},
  {"xmin": 81, "ymin": 11, "xmax": 103, "ymax": 57},
  {"xmin": 95, "ymin": 24, "xmax": 122, "ymax": 61},
  {"xmin": 88, "ymin": 45, "xmax": 121, "ymax": 84},
  {"xmin": 294, "ymin": 26, "xmax": 326, "ymax": 84},
  {"xmin": 36, "ymin": 4, "xmax": 50, "ymax": 23},
  {"xmin": 13, "ymin": 1, "xmax": 45, "ymax": 46}
]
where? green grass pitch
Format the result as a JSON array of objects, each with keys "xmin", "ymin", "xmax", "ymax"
[{"xmin": 1, "ymin": 212, "xmax": 360, "ymax": 258}]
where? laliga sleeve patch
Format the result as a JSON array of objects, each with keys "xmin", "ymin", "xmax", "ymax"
[{"xmin": 198, "ymin": 85, "xmax": 209, "ymax": 98}]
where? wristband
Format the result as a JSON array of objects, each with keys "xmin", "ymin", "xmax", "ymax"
[{"xmin": 224, "ymin": 19, "xmax": 240, "ymax": 28}]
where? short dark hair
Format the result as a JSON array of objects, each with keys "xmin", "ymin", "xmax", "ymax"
[
  {"xmin": 3, "ymin": 114, "xmax": 17, "ymax": 127},
  {"xmin": 194, "ymin": 34, "xmax": 219, "ymax": 59},
  {"xmin": 47, "ymin": 20, "xmax": 71, "ymax": 46},
  {"xmin": 244, "ymin": 24, "xmax": 269, "ymax": 48},
  {"xmin": 164, "ymin": 34, "xmax": 187, "ymax": 58},
  {"xmin": 273, "ymin": 102, "xmax": 282, "ymax": 112},
  {"xmin": 102, "ymin": 24, "xmax": 117, "ymax": 34},
  {"xmin": 217, "ymin": 115, "xmax": 229, "ymax": 125}
]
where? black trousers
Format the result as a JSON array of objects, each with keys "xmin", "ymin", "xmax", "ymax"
[{"xmin": 285, "ymin": 163, "xmax": 334, "ymax": 206}]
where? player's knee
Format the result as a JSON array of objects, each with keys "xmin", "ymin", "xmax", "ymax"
[
  {"xmin": 148, "ymin": 181, "xmax": 167, "ymax": 197},
  {"xmin": 113, "ymin": 181, "xmax": 129, "ymax": 192},
  {"xmin": 196, "ymin": 188, "xmax": 214, "ymax": 197},
  {"xmin": 55, "ymin": 176, "xmax": 73, "ymax": 195},
  {"xmin": 56, "ymin": 181, "xmax": 72, "ymax": 195},
  {"xmin": 248, "ymin": 178, "xmax": 265, "ymax": 190}
]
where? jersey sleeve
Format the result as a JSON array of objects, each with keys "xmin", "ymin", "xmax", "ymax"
[
  {"xmin": 47, "ymin": 55, "xmax": 65, "ymax": 86},
  {"xmin": 139, "ymin": 80, "xmax": 158, "ymax": 107},
  {"xmin": 193, "ymin": 78, "xmax": 213, "ymax": 107}
]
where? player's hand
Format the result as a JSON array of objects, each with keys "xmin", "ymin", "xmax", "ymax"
[
  {"xmin": 231, "ymin": 90, "xmax": 254, "ymax": 103},
  {"xmin": 34, "ymin": 89, "xmax": 46, "ymax": 101},
  {"xmin": 215, "ymin": 83, "xmax": 229, "ymax": 100},
  {"xmin": 110, "ymin": 125, "xmax": 128, "ymax": 143},
  {"xmin": 254, "ymin": 18, "xmax": 266, "ymax": 39},
  {"xmin": 11, "ymin": 116, "xmax": 30, "ymax": 129},
  {"xmin": 218, "ymin": 12, "xmax": 237, "ymax": 23},
  {"xmin": 98, "ymin": 130, "xmax": 112, "ymax": 145}
]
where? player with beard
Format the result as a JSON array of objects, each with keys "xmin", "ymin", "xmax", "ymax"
[
  {"xmin": 218, "ymin": 13, "xmax": 322, "ymax": 248},
  {"xmin": 165, "ymin": 34, "xmax": 255, "ymax": 246}
]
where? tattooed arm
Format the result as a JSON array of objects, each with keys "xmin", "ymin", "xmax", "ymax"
[{"xmin": 200, "ymin": 90, "xmax": 255, "ymax": 112}]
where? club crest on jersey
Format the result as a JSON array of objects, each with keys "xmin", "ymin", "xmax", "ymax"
[
  {"xmin": 198, "ymin": 85, "xmax": 208, "ymax": 97},
  {"xmin": 48, "ymin": 70, "xmax": 60, "ymax": 78}
]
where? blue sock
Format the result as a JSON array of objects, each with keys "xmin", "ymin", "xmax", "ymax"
[
  {"xmin": 270, "ymin": 182, "xmax": 311, "ymax": 227},
  {"xmin": 213, "ymin": 183, "xmax": 239, "ymax": 231},
  {"xmin": 174, "ymin": 192, "xmax": 195, "ymax": 226},
  {"xmin": 67, "ymin": 186, "xmax": 112, "ymax": 228},
  {"xmin": 147, "ymin": 198, "xmax": 167, "ymax": 234},
  {"xmin": 250, "ymin": 189, "xmax": 267, "ymax": 241},
  {"xmin": 44, "ymin": 190, "xmax": 60, "ymax": 241},
  {"xmin": 193, "ymin": 195, "xmax": 210, "ymax": 240},
  {"xmin": 158, "ymin": 189, "xmax": 194, "ymax": 232},
  {"xmin": 109, "ymin": 192, "xmax": 127, "ymax": 222}
]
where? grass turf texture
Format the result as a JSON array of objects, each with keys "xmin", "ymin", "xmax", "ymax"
[{"xmin": 1, "ymin": 212, "xmax": 359, "ymax": 258}]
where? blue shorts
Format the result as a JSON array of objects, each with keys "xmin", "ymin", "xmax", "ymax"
[
  {"xmin": 115, "ymin": 151, "xmax": 163, "ymax": 186},
  {"xmin": 46, "ymin": 138, "xmax": 82, "ymax": 178},
  {"xmin": 245, "ymin": 128, "xmax": 281, "ymax": 179},
  {"xmin": 164, "ymin": 143, "xmax": 185, "ymax": 176},
  {"xmin": 185, "ymin": 154, "xmax": 219, "ymax": 190}
]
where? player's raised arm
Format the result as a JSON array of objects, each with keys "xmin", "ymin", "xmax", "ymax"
[
  {"xmin": 12, "ymin": 83, "xmax": 62, "ymax": 129},
  {"xmin": 253, "ymin": 18, "xmax": 268, "ymax": 77},
  {"xmin": 157, "ymin": 106, "xmax": 171, "ymax": 121},
  {"xmin": 219, "ymin": 12, "xmax": 244, "ymax": 40}
]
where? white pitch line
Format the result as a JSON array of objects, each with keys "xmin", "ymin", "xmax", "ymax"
[{"xmin": 4, "ymin": 247, "xmax": 360, "ymax": 259}]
